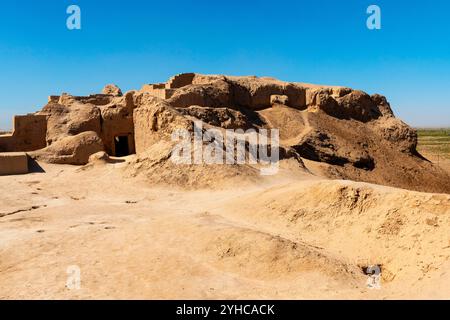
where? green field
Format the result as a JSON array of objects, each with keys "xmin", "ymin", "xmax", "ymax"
[{"xmin": 417, "ymin": 128, "xmax": 450, "ymax": 160}]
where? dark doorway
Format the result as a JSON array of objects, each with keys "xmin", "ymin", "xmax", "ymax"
[{"xmin": 114, "ymin": 135, "xmax": 130, "ymax": 157}]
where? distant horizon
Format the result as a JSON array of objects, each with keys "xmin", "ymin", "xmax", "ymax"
[{"xmin": 1, "ymin": 0, "xmax": 450, "ymax": 129}]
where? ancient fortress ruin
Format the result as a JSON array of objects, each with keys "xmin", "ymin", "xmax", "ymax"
[
  {"xmin": 1, "ymin": 73, "xmax": 202, "ymax": 158},
  {"xmin": 1, "ymin": 73, "xmax": 449, "ymax": 193}
]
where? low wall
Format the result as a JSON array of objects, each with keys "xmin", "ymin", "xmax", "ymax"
[{"xmin": 0, "ymin": 152, "xmax": 28, "ymax": 175}]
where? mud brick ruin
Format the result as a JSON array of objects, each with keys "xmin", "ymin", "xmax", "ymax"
[{"xmin": 1, "ymin": 73, "xmax": 449, "ymax": 194}]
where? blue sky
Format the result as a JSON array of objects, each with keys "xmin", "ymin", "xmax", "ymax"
[{"xmin": 1, "ymin": 0, "xmax": 449, "ymax": 129}]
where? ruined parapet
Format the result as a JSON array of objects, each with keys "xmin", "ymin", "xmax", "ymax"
[
  {"xmin": 165, "ymin": 75, "xmax": 307, "ymax": 110},
  {"xmin": 48, "ymin": 96, "xmax": 60, "ymax": 103},
  {"xmin": 141, "ymin": 84, "xmax": 175, "ymax": 100},
  {"xmin": 56, "ymin": 93, "xmax": 115, "ymax": 106},
  {"xmin": 150, "ymin": 83, "xmax": 166, "ymax": 89},
  {"xmin": 166, "ymin": 73, "xmax": 196, "ymax": 89},
  {"xmin": 0, "ymin": 152, "xmax": 28, "ymax": 175},
  {"xmin": 0, "ymin": 115, "xmax": 47, "ymax": 152}
]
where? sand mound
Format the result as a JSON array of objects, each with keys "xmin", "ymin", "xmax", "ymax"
[
  {"xmin": 201, "ymin": 225, "xmax": 363, "ymax": 282},
  {"xmin": 0, "ymin": 161, "xmax": 448, "ymax": 299},
  {"xmin": 221, "ymin": 180, "xmax": 450, "ymax": 291},
  {"xmin": 30, "ymin": 131, "xmax": 104, "ymax": 165},
  {"xmin": 121, "ymin": 139, "xmax": 292, "ymax": 189}
]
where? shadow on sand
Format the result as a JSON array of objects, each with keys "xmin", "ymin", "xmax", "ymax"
[{"xmin": 28, "ymin": 157, "xmax": 46, "ymax": 173}]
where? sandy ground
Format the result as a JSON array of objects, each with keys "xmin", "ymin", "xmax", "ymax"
[{"xmin": 0, "ymin": 160, "xmax": 449, "ymax": 300}]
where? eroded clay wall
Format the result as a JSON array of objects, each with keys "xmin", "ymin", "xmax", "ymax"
[
  {"xmin": 133, "ymin": 100, "xmax": 193, "ymax": 155},
  {"xmin": 0, "ymin": 134, "xmax": 13, "ymax": 152},
  {"xmin": 0, "ymin": 115, "xmax": 47, "ymax": 152},
  {"xmin": 133, "ymin": 106, "xmax": 155, "ymax": 154},
  {"xmin": 141, "ymin": 85, "xmax": 175, "ymax": 100},
  {"xmin": 166, "ymin": 73, "xmax": 196, "ymax": 89},
  {"xmin": 101, "ymin": 117, "xmax": 135, "ymax": 156},
  {"xmin": 100, "ymin": 97, "xmax": 136, "ymax": 156}
]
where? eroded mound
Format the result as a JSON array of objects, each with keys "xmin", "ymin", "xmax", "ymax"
[
  {"xmin": 30, "ymin": 131, "xmax": 104, "ymax": 165},
  {"xmin": 5, "ymin": 72, "xmax": 448, "ymax": 193},
  {"xmin": 221, "ymin": 180, "xmax": 450, "ymax": 291}
]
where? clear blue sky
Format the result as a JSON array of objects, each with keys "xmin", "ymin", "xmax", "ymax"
[{"xmin": 1, "ymin": 0, "xmax": 449, "ymax": 129}]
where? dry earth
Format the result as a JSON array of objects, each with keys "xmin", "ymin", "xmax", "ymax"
[
  {"xmin": 1, "ymin": 75, "xmax": 449, "ymax": 300},
  {"xmin": 0, "ymin": 159, "xmax": 449, "ymax": 299}
]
